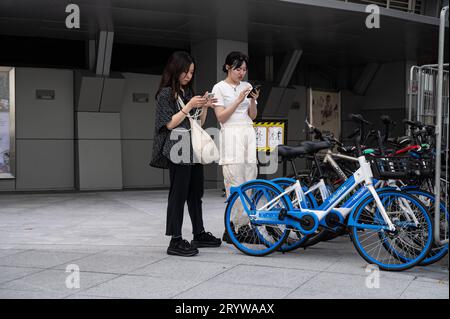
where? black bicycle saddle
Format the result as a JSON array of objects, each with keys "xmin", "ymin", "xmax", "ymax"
[
  {"xmin": 277, "ymin": 145, "xmax": 309, "ymax": 159},
  {"xmin": 300, "ymin": 140, "xmax": 333, "ymax": 153}
]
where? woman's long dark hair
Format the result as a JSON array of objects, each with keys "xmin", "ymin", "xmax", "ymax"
[{"xmin": 156, "ymin": 51, "xmax": 195, "ymax": 101}]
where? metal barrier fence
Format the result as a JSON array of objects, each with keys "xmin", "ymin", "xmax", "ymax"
[
  {"xmin": 407, "ymin": 6, "xmax": 449, "ymax": 245},
  {"xmin": 340, "ymin": 0, "xmax": 422, "ymax": 14},
  {"xmin": 408, "ymin": 64, "xmax": 449, "ymax": 127}
]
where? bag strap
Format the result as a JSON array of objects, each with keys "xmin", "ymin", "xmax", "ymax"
[
  {"xmin": 177, "ymin": 96, "xmax": 202, "ymax": 120},
  {"xmin": 173, "ymin": 96, "xmax": 199, "ymax": 133}
]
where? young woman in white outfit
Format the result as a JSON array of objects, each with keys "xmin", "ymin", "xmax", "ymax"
[{"xmin": 211, "ymin": 51, "xmax": 260, "ymax": 242}]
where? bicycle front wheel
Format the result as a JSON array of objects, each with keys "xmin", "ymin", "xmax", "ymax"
[
  {"xmin": 350, "ymin": 190, "xmax": 433, "ymax": 271},
  {"xmin": 224, "ymin": 181, "xmax": 292, "ymax": 256}
]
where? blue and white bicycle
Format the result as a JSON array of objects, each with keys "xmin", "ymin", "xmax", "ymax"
[
  {"xmin": 266, "ymin": 116, "xmax": 448, "ymax": 265},
  {"xmin": 224, "ymin": 127, "xmax": 434, "ymax": 271}
]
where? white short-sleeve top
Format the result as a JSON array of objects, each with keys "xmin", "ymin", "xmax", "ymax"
[{"xmin": 211, "ymin": 80, "xmax": 257, "ymax": 126}]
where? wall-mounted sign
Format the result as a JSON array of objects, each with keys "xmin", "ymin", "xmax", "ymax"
[
  {"xmin": 0, "ymin": 67, "xmax": 15, "ymax": 179},
  {"xmin": 253, "ymin": 121, "xmax": 286, "ymax": 151}
]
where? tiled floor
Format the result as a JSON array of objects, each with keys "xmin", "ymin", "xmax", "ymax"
[{"xmin": 0, "ymin": 189, "xmax": 448, "ymax": 299}]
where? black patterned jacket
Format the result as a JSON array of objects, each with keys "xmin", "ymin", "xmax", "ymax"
[{"xmin": 149, "ymin": 87, "xmax": 196, "ymax": 169}]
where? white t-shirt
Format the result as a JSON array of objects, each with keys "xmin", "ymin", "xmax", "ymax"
[{"xmin": 211, "ymin": 80, "xmax": 257, "ymax": 126}]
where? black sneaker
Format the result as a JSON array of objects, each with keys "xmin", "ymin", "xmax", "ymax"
[
  {"xmin": 222, "ymin": 230, "xmax": 232, "ymax": 244},
  {"xmin": 222, "ymin": 222, "xmax": 235, "ymax": 244},
  {"xmin": 167, "ymin": 239, "xmax": 199, "ymax": 257},
  {"xmin": 191, "ymin": 231, "xmax": 222, "ymax": 248}
]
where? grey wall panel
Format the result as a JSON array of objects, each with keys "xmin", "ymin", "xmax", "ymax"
[
  {"xmin": 340, "ymin": 61, "xmax": 407, "ymax": 142},
  {"xmin": 16, "ymin": 140, "xmax": 74, "ymax": 190},
  {"xmin": 362, "ymin": 62, "xmax": 405, "ymax": 110},
  {"xmin": 74, "ymin": 70, "xmax": 104, "ymax": 112},
  {"xmin": 121, "ymin": 139, "xmax": 165, "ymax": 188},
  {"xmin": 16, "ymin": 68, "xmax": 74, "ymax": 139},
  {"xmin": 309, "ymin": 71, "xmax": 334, "ymax": 90},
  {"xmin": 263, "ymin": 87, "xmax": 285, "ymax": 117},
  {"xmin": 341, "ymin": 89, "xmax": 365, "ymax": 142},
  {"xmin": 276, "ymin": 88, "xmax": 297, "ymax": 118},
  {"xmin": 353, "ymin": 63, "xmax": 380, "ymax": 95},
  {"xmin": 120, "ymin": 73, "xmax": 160, "ymax": 140},
  {"xmin": 77, "ymin": 140, "xmax": 123, "ymax": 190},
  {"xmin": 77, "ymin": 113, "xmax": 121, "ymax": 139},
  {"xmin": 287, "ymin": 85, "xmax": 308, "ymax": 142},
  {"xmin": 99, "ymin": 75, "xmax": 126, "ymax": 113},
  {"xmin": 341, "ymin": 90, "xmax": 364, "ymax": 114},
  {"xmin": 256, "ymin": 85, "xmax": 309, "ymax": 172},
  {"xmin": 0, "ymin": 179, "xmax": 15, "ymax": 191},
  {"xmin": 287, "ymin": 107, "xmax": 303, "ymax": 141}
]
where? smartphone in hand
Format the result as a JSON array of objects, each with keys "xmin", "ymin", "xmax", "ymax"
[
  {"xmin": 205, "ymin": 93, "xmax": 215, "ymax": 100},
  {"xmin": 247, "ymin": 84, "xmax": 262, "ymax": 98}
]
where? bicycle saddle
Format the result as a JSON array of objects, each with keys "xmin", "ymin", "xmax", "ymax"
[
  {"xmin": 277, "ymin": 145, "xmax": 309, "ymax": 159},
  {"xmin": 300, "ymin": 140, "xmax": 332, "ymax": 153}
]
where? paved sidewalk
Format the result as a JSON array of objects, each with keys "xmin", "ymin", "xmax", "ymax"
[{"xmin": 0, "ymin": 189, "xmax": 448, "ymax": 299}]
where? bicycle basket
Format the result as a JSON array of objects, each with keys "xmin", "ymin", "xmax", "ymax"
[{"xmin": 367, "ymin": 156, "xmax": 434, "ymax": 180}]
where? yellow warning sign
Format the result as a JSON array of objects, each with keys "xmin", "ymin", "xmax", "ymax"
[{"xmin": 253, "ymin": 122, "xmax": 285, "ymax": 151}]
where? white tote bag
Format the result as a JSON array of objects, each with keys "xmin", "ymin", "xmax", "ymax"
[{"xmin": 177, "ymin": 97, "xmax": 219, "ymax": 164}]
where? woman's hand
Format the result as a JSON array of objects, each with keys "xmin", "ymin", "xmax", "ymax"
[
  {"xmin": 237, "ymin": 86, "xmax": 252, "ymax": 104},
  {"xmin": 249, "ymin": 88, "xmax": 260, "ymax": 100},
  {"xmin": 186, "ymin": 96, "xmax": 207, "ymax": 109},
  {"xmin": 202, "ymin": 91, "xmax": 218, "ymax": 108},
  {"xmin": 204, "ymin": 98, "xmax": 218, "ymax": 108}
]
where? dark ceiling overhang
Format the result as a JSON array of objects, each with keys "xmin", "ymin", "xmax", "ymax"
[{"xmin": 0, "ymin": 0, "xmax": 447, "ymax": 66}]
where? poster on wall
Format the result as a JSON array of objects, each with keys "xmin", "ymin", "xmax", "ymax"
[
  {"xmin": 308, "ymin": 89, "xmax": 341, "ymax": 139},
  {"xmin": 255, "ymin": 126, "xmax": 267, "ymax": 150},
  {"xmin": 268, "ymin": 126, "xmax": 284, "ymax": 149},
  {"xmin": 253, "ymin": 121, "xmax": 285, "ymax": 151},
  {"xmin": 0, "ymin": 67, "xmax": 15, "ymax": 179}
]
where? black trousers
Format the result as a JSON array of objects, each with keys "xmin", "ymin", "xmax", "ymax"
[{"xmin": 166, "ymin": 162, "xmax": 205, "ymax": 237}]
